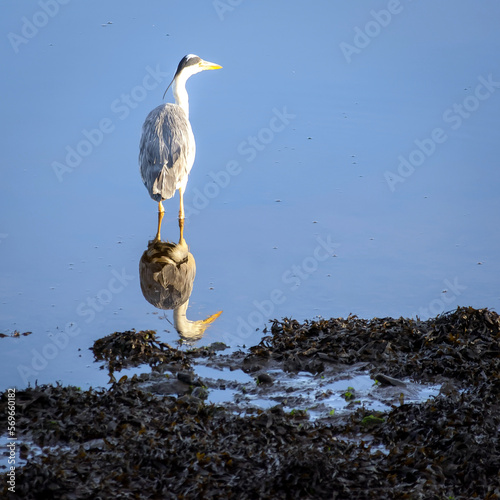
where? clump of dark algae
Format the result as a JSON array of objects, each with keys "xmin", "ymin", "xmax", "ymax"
[
  {"xmin": 1, "ymin": 307, "xmax": 499, "ymax": 499},
  {"xmin": 251, "ymin": 306, "xmax": 499, "ymax": 386},
  {"xmin": 91, "ymin": 329, "xmax": 193, "ymax": 377}
]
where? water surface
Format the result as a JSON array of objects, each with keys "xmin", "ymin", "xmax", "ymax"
[{"xmin": 1, "ymin": 1, "xmax": 499, "ymax": 390}]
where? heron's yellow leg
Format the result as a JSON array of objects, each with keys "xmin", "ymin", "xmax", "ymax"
[
  {"xmin": 154, "ymin": 210, "xmax": 165, "ymax": 242},
  {"xmin": 158, "ymin": 201, "xmax": 164, "ymax": 214},
  {"xmin": 178, "ymin": 187, "xmax": 185, "ymax": 221}
]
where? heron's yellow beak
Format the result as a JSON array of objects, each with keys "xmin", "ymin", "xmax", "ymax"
[{"xmin": 200, "ymin": 59, "xmax": 223, "ymax": 70}]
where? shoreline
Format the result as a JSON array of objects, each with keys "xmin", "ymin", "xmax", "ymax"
[{"xmin": 1, "ymin": 306, "xmax": 499, "ymax": 499}]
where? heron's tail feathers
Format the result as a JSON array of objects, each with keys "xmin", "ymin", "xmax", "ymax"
[{"xmin": 152, "ymin": 167, "xmax": 177, "ymax": 200}]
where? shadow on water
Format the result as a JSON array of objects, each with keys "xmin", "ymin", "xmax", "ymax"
[{"xmin": 138, "ymin": 212, "xmax": 222, "ymax": 343}]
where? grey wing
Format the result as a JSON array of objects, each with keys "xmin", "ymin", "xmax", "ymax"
[{"xmin": 139, "ymin": 103, "xmax": 194, "ymax": 201}]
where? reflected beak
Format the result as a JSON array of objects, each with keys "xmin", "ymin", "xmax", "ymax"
[
  {"xmin": 200, "ymin": 59, "xmax": 223, "ymax": 70},
  {"xmin": 201, "ymin": 310, "xmax": 223, "ymax": 325}
]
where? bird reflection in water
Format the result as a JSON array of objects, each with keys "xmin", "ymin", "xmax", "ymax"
[{"xmin": 139, "ymin": 213, "xmax": 221, "ymax": 342}]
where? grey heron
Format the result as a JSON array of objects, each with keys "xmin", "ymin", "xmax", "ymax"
[
  {"xmin": 139, "ymin": 216, "xmax": 222, "ymax": 342},
  {"xmin": 139, "ymin": 54, "xmax": 222, "ymax": 219}
]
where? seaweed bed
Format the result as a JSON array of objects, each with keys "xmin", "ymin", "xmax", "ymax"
[{"xmin": 1, "ymin": 307, "xmax": 499, "ymax": 499}]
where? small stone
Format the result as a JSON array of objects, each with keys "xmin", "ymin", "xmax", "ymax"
[
  {"xmin": 191, "ymin": 386, "xmax": 208, "ymax": 399},
  {"xmin": 374, "ymin": 373, "xmax": 407, "ymax": 388},
  {"xmin": 177, "ymin": 371, "xmax": 195, "ymax": 385},
  {"xmin": 256, "ymin": 373, "xmax": 274, "ymax": 385}
]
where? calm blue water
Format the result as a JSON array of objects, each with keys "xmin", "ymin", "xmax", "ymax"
[{"xmin": 1, "ymin": 0, "xmax": 499, "ymax": 390}]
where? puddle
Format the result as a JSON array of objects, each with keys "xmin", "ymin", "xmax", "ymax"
[
  {"xmin": 204, "ymin": 387, "xmax": 239, "ymax": 405},
  {"xmin": 0, "ymin": 435, "xmax": 26, "ymax": 471},
  {"xmin": 194, "ymin": 363, "xmax": 252, "ymax": 384},
  {"xmin": 179, "ymin": 358, "xmax": 442, "ymax": 422},
  {"xmin": 0, "ymin": 435, "xmax": 72, "ymax": 472}
]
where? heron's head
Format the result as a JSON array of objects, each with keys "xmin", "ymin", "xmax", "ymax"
[
  {"xmin": 163, "ymin": 54, "xmax": 222, "ymax": 99},
  {"xmin": 176, "ymin": 309, "xmax": 223, "ymax": 343}
]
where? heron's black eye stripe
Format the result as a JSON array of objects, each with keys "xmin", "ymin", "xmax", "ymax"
[
  {"xmin": 176, "ymin": 55, "xmax": 202, "ymax": 75},
  {"xmin": 185, "ymin": 56, "xmax": 201, "ymax": 66}
]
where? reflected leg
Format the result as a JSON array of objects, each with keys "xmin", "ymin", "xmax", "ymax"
[
  {"xmin": 178, "ymin": 217, "xmax": 185, "ymax": 244},
  {"xmin": 154, "ymin": 210, "xmax": 165, "ymax": 242}
]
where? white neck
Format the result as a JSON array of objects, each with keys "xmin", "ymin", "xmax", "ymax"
[
  {"xmin": 173, "ymin": 300, "xmax": 190, "ymax": 330},
  {"xmin": 173, "ymin": 300, "xmax": 204, "ymax": 341},
  {"xmin": 173, "ymin": 74, "xmax": 190, "ymax": 117},
  {"xmin": 173, "ymin": 299, "xmax": 221, "ymax": 342}
]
